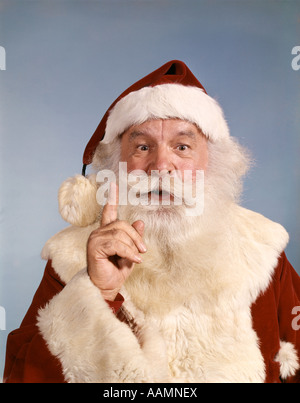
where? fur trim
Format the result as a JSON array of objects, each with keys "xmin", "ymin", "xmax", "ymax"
[
  {"xmin": 41, "ymin": 222, "xmax": 99, "ymax": 284},
  {"xmin": 58, "ymin": 174, "xmax": 100, "ymax": 227},
  {"xmin": 103, "ymin": 84, "xmax": 230, "ymax": 144},
  {"xmin": 37, "ymin": 269, "xmax": 169, "ymax": 383},
  {"xmin": 275, "ymin": 341, "xmax": 300, "ymax": 379},
  {"xmin": 119, "ymin": 206, "xmax": 289, "ymax": 382},
  {"xmin": 39, "ymin": 206, "xmax": 289, "ymax": 382}
]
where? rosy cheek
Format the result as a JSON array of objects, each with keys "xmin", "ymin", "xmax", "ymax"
[
  {"xmin": 125, "ymin": 158, "xmax": 148, "ymax": 173},
  {"xmin": 179, "ymin": 150, "xmax": 208, "ymax": 172},
  {"xmin": 173, "ymin": 158, "xmax": 198, "ymax": 172},
  {"xmin": 174, "ymin": 159, "xmax": 207, "ymax": 179}
]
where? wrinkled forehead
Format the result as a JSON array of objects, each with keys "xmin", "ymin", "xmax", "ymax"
[{"xmin": 121, "ymin": 118, "xmax": 207, "ymax": 144}]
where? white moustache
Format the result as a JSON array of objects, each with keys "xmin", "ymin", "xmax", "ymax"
[{"xmin": 121, "ymin": 170, "xmax": 201, "ymax": 207}]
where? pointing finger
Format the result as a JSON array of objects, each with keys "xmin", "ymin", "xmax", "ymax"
[{"xmin": 101, "ymin": 182, "xmax": 119, "ymax": 227}]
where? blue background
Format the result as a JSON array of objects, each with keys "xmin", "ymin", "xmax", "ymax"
[{"xmin": 0, "ymin": 0, "xmax": 299, "ymax": 379}]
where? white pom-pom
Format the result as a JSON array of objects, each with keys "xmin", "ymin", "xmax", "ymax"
[{"xmin": 58, "ymin": 174, "xmax": 101, "ymax": 227}]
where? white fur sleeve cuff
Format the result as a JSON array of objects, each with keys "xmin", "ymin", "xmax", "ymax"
[{"xmin": 37, "ymin": 269, "xmax": 163, "ymax": 383}]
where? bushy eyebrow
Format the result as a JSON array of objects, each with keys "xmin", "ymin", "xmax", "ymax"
[
  {"xmin": 128, "ymin": 131, "xmax": 148, "ymax": 142},
  {"xmin": 176, "ymin": 131, "xmax": 197, "ymax": 141},
  {"xmin": 128, "ymin": 130, "xmax": 197, "ymax": 142}
]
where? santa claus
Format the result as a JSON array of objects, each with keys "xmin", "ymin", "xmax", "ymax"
[{"xmin": 4, "ymin": 60, "xmax": 300, "ymax": 383}]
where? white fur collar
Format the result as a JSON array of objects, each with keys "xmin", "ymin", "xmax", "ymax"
[
  {"xmin": 39, "ymin": 205, "xmax": 289, "ymax": 382},
  {"xmin": 41, "ymin": 205, "xmax": 288, "ymax": 292}
]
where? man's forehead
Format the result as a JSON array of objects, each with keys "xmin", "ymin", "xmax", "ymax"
[{"xmin": 124, "ymin": 119, "xmax": 203, "ymax": 141}]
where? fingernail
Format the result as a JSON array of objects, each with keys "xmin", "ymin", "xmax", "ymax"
[
  {"xmin": 135, "ymin": 255, "xmax": 142, "ymax": 263},
  {"xmin": 139, "ymin": 243, "xmax": 147, "ymax": 253}
]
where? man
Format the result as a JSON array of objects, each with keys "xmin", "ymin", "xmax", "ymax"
[{"xmin": 4, "ymin": 60, "xmax": 300, "ymax": 383}]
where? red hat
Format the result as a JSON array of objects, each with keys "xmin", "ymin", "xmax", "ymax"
[
  {"xmin": 83, "ymin": 60, "xmax": 229, "ymax": 168},
  {"xmin": 58, "ymin": 60, "xmax": 230, "ymax": 228}
]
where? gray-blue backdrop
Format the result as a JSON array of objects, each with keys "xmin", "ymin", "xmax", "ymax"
[{"xmin": 0, "ymin": 0, "xmax": 299, "ymax": 379}]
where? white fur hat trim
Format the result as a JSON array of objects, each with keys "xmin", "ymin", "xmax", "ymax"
[{"xmin": 103, "ymin": 83, "xmax": 230, "ymax": 144}]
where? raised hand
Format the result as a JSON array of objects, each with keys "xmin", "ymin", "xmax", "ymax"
[{"xmin": 87, "ymin": 182, "xmax": 146, "ymax": 301}]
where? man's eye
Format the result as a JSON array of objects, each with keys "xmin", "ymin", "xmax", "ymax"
[
  {"xmin": 137, "ymin": 145, "xmax": 149, "ymax": 151},
  {"xmin": 177, "ymin": 145, "xmax": 189, "ymax": 151}
]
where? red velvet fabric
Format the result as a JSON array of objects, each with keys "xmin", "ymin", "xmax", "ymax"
[
  {"xmin": 3, "ymin": 253, "xmax": 300, "ymax": 383},
  {"xmin": 3, "ymin": 261, "xmax": 123, "ymax": 383},
  {"xmin": 83, "ymin": 60, "xmax": 206, "ymax": 165},
  {"xmin": 252, "ymin": 253, "xmax": 300, "ymax": 383},
  {"xmin": 4, "ymin": 261, "xmax": 65, "ymax": 383}
]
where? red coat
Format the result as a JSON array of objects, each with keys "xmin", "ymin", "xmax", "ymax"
[
  {"xmin": 3, "ymin": 261, "xmax": 123, "ymax": 383},
  {"xmin": 3, "ymin": 253, "xmax": 300, "ymax": 383},
  {"xmin": 3, "ymin": 206, "xmax": 300, "ymax": 383}
]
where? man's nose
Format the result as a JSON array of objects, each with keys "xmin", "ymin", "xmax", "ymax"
[{"xmin": 148, "ymin": 146, "xmax": 175, "ymax": 173}]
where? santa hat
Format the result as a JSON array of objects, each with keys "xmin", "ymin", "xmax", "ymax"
[{"xmin": 59, "ymin": 60, "xmax": 230, "ymax": 227}]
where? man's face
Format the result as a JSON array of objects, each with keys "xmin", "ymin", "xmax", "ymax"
[{"xmin": 120, "ymin": 119, "xmax": 208, "ymax": 175}]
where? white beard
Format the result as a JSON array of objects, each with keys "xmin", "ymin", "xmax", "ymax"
[
  {"xmin": 118, "ymin": 175, "xmax": 234, "ymax": 316},
  {"xmin": 93, "ymin": 135, "xmax": 251, "ymax": 315}
]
